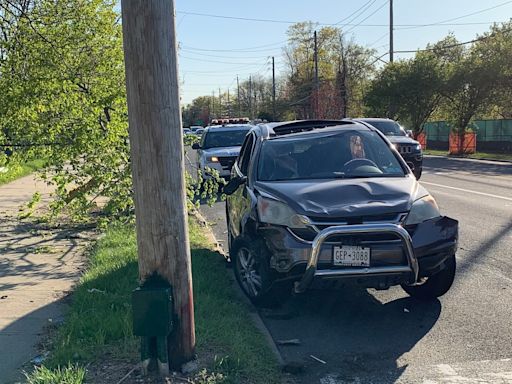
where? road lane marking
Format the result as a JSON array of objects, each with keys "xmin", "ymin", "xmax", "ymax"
[{"xmin": 421, "ymin": 181, "xmax": 512, "ymax": 202}]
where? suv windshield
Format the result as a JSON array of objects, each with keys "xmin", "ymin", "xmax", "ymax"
[
  {"xmin": 364, "ymin": 120, "xmax": 404, "ymax": 136},
  {"xmin": 203, "ymin": 129, "xmax": 250, "ymax": 149},
  {"xmin": 258, "ymin": 130, "xmax": 405, "ymax": 181}
]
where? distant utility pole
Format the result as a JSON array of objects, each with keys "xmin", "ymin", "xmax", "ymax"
[
  {"xmin": 212, "ymin": 90, "xmax": 215, "ymax": 118},
  {"xmin": 272, "ymin": 56, "xmax": 276, "ymax": 121},
  {"xmin": 389, "ymin": 0, "xmax": 394, "ymax": 63},
  {"xmin": 313, "ymin": 30, "xmax": 319, "ymax": 119},
  {"xmin": 227, "ymin": 89, "xmax": 230, "ymax": 117},
  {"xmin": 237, "ymin": 75, "xmax": 241, "ymax": 117},
  {"xmin": 218, "ymin": 88, "xmax": 222, "ymax": 116},
  {"xmin": 121, "ymin": 0, "xmax": 194, "ymax": 372},
  {"xmin": 249, "ymin": 75, "xmax": 253, "ymax": 120}
]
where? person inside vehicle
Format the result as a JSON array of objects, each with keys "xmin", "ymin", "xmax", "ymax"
[{"xmin": 350, "ymin": 134, "xmax": 366, "ymax": 159}]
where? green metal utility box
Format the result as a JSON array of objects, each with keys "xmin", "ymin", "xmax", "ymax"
[{"xmin": 132, "ymin": 286, "xmax": 173, "ymax": 337}]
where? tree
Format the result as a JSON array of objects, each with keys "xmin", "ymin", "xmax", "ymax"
[
  {"xmin": 182, "ymin": 96, "xmax": 213, "ymax": 127},
  {"xmin": 0, "ymin": 0, "xmax": 130, "ymax": 219},
  {"xmin": 441, "ymin": 29, "xmax": 508, "ymax": 142},
  {"xmin": 365, "ymin": 51, "xmax": 445, "ymax": 135}
]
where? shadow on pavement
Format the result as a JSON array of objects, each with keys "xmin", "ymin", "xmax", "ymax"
[
  {"xmin": 457, "ymin": 219, "xmax": 512, "ymax": 275},
  {"xmin": 261, "ymin": 286, "xmax": 441, "ymax": 383}
]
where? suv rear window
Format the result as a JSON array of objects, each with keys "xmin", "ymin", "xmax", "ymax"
[{"xmin": 258, "ymin": 130, "xmax": 405, "ymax": 181}]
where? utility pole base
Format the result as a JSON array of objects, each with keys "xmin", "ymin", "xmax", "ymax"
[{"xmin": 140, "ymin": 336, "xmax": 170, "ymax": 375}]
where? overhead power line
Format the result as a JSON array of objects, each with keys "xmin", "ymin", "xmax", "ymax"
[
  {"xmin": 398, "ymin": 0, "xmax": 512, "ymax": 30},
  {"xmin": 334, "ymin": 0, "xmax": 377, "ymax": 26},
  {"xmin": 180, "ymin": 43, "xmax": 284, "ymax": 53},
  {"xmin": 395, "ymin": 26, "xmax": 512, "ymax": 53},
  {"xmin": 178, "ymin": 55, "xmax": 266, "ymax": 65},
  {"xmin": 177, "ymin": 2, "xmax": 512, "ymax": 28},
  {"xmin": 344, "ymin": 0, "xmax": 389, "ymax": 34}
]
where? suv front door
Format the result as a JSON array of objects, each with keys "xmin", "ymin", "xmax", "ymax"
[{"xmin": 227, "ymin": 133, "xmax": 255, "ymax": 240}]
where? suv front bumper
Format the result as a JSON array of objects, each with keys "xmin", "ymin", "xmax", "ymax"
[{"xmin": 258, "ymin": 216, "xmax": 458, "ymax": 292}]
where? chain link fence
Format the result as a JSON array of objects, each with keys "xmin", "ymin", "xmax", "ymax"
[{"xmin": 423, "ymin": 120, "xmax": 512, "ymax": 153}]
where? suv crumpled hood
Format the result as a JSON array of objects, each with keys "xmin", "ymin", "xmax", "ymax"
[
  {"xmin": 255, "ymin": 177, "xmax": 425, "ymax": 218},
  {"xmin": 203, "ymin": 146, "xmax": 241, "ymax": 157}
]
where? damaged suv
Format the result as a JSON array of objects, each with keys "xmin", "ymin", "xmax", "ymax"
[{"xmin": 224, "ymin": 120, "xmax": 458, "ymax": 306}]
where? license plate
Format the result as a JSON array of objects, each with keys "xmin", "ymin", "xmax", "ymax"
[{"xmin": 333, "ymin": 245, "xmax": 370, "ymax": 267}]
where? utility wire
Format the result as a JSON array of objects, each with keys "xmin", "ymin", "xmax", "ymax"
[
  {"xmin": 398, "ymin": 0, "xmax": 512, "ymax": 30},
  {"xmin": 180, "ymin": 49, "xmax": 283, "ymax": 60},
  {"xmin": 334, "ymin": 0, "xmax": 376, "ymax": 25},
  {"xmin": 344, "ymin": 1, "xmax": 388, "ymax": 34},
  {"xmin": 177, "ymin": 3, "xmax": 512, "ymax": 27},
  {"xmin": 179, "ymin": 55, "xmax": 266, "ymax": 65},
  {"xmin": 395, "ymin": 26, "xmax": 512, "ymax": 53},
  {"xmin": 181, "ymin": 40, "xmax": 286, "ymax": 52}
]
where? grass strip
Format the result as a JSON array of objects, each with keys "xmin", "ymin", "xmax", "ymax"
[
  {"xmin": 26, "ymin": 218, "xmax": 280, "ymax": 383},
  {"xmin": 0, "ymin": 159, "xmax": 46, "ymax": 185},
  {"xmin": 424, "ymin": 149, "xmax": 512, "ymax": 162}
]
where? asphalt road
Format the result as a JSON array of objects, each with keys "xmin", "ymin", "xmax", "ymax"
[{"xmin": 195, "ymin": 155, "xmax": 512, "ymax": 384}]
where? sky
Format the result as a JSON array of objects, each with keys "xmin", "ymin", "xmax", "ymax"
[{"xmin": 174, "ymin": 0, "xmax": 512, "ymax": 105}]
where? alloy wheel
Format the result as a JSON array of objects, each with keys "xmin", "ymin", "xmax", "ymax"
[{"xmin": 237, "ymin": 247, "xmax": 263, "ymax": 297}]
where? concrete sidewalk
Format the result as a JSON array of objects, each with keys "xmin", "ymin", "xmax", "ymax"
[{"xmin": 0, "ymin": 175, "xmax": 93, "ymax": 383}]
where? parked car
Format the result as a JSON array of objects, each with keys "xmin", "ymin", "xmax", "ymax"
[
  {"xmin": 192, "ymin": 125, "xmax": 253, "ymax": 179},
  {"xmin": 224, "ymin": 120, "xmax": 458, "ymax": 307},
  {"xmin": 183, "ymin": 128, "xmax": 192, "ymax": 135},
  {"xmin": 190, "ymin": 125, "xmax": 203, "ymax": 132},
  {"xmin": 194, "ymin": 128, "xmax": 205, "ymax": 136},
  {"xmin": 347, "ymin": 118, "xmax": 423, "ymax": 179}
]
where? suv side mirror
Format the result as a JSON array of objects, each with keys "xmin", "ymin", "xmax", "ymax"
[
  {"xmin": 406, "ymin": 130, "xmax": 413, "ymax": 138},
  {"xmin": 192, "ymin": 143, "xmax": 200, "ymax": 150},
  {"xmin": 223, "ymin": 175, "xmax": 247, "ymax": 195}
]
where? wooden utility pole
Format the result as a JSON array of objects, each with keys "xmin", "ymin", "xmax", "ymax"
[
  {"xmin": 313, "ymin": 30, "xmax": 319, "ymax": 118},
  {"xmin": 212, "ymin": 90, "xmax": 215, "ymax": 119},
  {"xmin": 227, "ymin": 89, "xmax": 231, "ymax": 117},
  {"xmin": 389, "ymin": 0, "xmax": 394, "ymax": 63},
  {"xmin": 121, "ymin": 0, "xmax": 195, "ymax": 369},
  {"xmin": 272, "ymin": 56, "xmax": 276, "ymax": 121},
  {"xmin": 249, "ymin": 75, "xmax": 253, "ymax": 120},
  {"xmin": 237, "ymin": 75, "xmax": 241, "ymax": 117},
  {"xmin": 218, "ymin": 87, "xmax": 222, "ymax": 117}
]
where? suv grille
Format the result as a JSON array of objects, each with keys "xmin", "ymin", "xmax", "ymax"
[
  {"xmin": 397, "ymin": 145, "xmax": 413, "ymax": 154},
  {"xmin": 218, "ymin": 156, "xmax": 236, "ymax": 170}
]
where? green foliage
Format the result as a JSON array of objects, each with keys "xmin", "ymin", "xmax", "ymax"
[
  {"xmin": 0, "ymin": 0, "xmax": 130, "ymax": 220},
  {"xmin": 365, "ymin": 22, "xmax": 512, "ymax": 136},
  {"xmin": 442, "ymin": 22, "xmax": 512, "ymax": 134},
  {"xmin": 0, "ymin": 158, "xmax": 46, "ymax": 185},
  {"xmin": 39, "ymin": 219, "xmax": 279, "ymax": 383},
  {"xmin": 365, "ymin": 51, "xmax": 445, "ymax": 133},
  {"xmin": 0, "ymin": 0, "xmax": 221, "ymax": 223},
  {"xmin": 24, "ymin": 364, "xmax": 86, "ymax": 384}
]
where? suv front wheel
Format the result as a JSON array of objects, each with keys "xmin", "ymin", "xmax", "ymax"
[
  {"xmin": 231, "ymin": 236, "xmax": 292, "ymax": 307},
  {"xmin": 401, "ymin": 254, "xmax": 456, "ymax": 300}
]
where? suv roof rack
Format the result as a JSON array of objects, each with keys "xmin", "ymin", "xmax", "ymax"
[{"xmin": 271, "ymin": 120, "xmax": 354, "ymax": 136}]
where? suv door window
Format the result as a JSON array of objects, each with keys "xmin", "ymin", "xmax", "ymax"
[{"xmin": 237, "ymin": 134, "xmax": 255, "ymax": 175}]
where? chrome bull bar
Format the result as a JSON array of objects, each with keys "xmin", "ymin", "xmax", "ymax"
[{"xmin": 294, "ymin": 223, "xmax": 419, "ymax": 293}]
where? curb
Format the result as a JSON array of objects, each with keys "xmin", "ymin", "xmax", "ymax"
[{"xmin": 190, "ymin": 209, "xmax": 285, "ymax": 368}]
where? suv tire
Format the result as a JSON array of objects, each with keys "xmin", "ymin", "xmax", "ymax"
[
  {"xmin": 414, "ymin": 167, "xmax": 423, "ymax": 180},
  {"xmin": 401, "ymin": 254, "xmax": 456, "ymax": 300},
  {"xmin": 231, "ymin": 236, "xmax": 292, "ymax": 308}
]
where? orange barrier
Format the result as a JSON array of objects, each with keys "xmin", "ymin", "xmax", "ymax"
[
  {"xmin": 415, "ymin": 132, "xmax": 427, "ymax": 150},
  {"xmin": 449, "ymin": 132, "xmax": 476, "ymax": 154}
]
